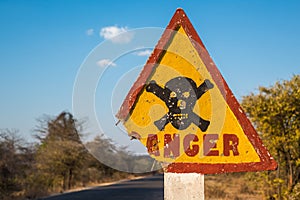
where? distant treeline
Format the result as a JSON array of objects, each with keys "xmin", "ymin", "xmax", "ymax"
[{"xmin": 0, "ymin": 112, "xmax": 157, "ymax": 200}]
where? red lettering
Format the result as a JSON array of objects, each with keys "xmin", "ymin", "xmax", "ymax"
[
  {"xmin": 183, "ymin": 134, "xmax": 199, "ymax": 157},
  {"xmin": 147, "ymin": 133, "xmax": 239, "ymax": 158},
  {"xmin": 146, "ymin": 134, "xmax": 160, "ymax": 156},
  {"xmin": 203, "ymin": 134, "xmax": 219, "ymax": 156},
  {"xmin": 223, "ymin": 134, "xmax": 239, "ymax": 156},
  {"xmin": 164, "ymin": 134, "xmax": 180, "ymax": 158}
]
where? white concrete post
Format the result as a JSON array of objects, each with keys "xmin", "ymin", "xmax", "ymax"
[{"xmin": 164, "ymin": 173, "xmax": 204, "ymax": 200}]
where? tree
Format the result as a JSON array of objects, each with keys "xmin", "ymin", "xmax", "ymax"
[
  {"xmin": 34, "ymin": 112, "xmax": 87, "ymax": 191},
  {"xmin": 0, "ymin": 129, "xmax": 34, "ymax": 200},
  {"xmin": 242, "ymin": 75, "xmax": 300, "ymax": 199}
]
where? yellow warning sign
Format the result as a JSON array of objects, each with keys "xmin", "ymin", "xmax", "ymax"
[{"xmin": 117, "ymin": 9, "xmax": 277, "ymax": 174}]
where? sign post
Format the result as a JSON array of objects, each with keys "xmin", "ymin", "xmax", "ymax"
[
  {"xmin": 117, "ymin": 8, "xmax": 277, "ymax": 199},
  {"xmin": 165, "ymin": 173, "xmax": 204, "ymax": 200}
]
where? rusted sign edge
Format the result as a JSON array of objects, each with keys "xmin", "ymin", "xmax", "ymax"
[{"xmin": 116, "ymin": 8, "xmax": 277, "ymax": 173}]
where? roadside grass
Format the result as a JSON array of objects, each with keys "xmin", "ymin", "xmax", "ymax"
[{"xmin": 205, "ymin": 172, "xmax": 263, "ymax": 200}]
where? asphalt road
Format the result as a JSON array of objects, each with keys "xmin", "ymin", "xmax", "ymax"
[{"xmin": 42, "ymin": 174, "xmax": 163, "ymax": 200}]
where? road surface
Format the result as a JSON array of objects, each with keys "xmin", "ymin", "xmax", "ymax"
[{"xmin": 42, "ymin": 174, "xmax": 163, "ymax": 200}]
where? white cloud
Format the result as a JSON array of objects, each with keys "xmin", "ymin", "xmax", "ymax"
[
  {"xmin": 135, "ymin": 50, "xmax": 152, "ymax": 56},
  {"xmin": 100, "ymin": 26, "xmax": 133, "ymax": 44},
  {"xmin": 86, "ymin": 28, "xmax": 94, "ymax": 36},
  {"xmin": 97, "ymin": 59, "xmax": 116, "ymax": 67}
]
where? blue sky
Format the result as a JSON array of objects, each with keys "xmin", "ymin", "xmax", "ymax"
[{"xmin": 1, "ymin": 0, "xmax": 300, "ymax": 151}]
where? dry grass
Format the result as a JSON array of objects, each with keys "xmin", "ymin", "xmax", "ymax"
[{"xmin": 205, "ymin": 173, "xmax": 263, "ymax": 200}]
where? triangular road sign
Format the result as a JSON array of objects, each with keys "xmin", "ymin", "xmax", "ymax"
[{"xmin": 117, "ymin": 8, "xmax": 277, "ymax": 174}]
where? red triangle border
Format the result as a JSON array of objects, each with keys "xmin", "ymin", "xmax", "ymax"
[{"xmin": 117, "ymin": 8, "xmax": 277, "ymax": 174}]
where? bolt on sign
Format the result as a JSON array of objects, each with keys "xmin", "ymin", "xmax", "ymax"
[{"xmin": 116, "ymin": 8, "xmax": 277, "ymax": 174}]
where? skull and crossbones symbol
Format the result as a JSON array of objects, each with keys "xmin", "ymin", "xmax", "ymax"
[{"xmin": 146, "ymin": 76, "xmax": 214, "ymax": 131}]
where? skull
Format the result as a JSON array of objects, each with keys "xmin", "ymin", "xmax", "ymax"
[{"xmin": 146, "ymin": 76, "xmax": 214, "ymax": 131}]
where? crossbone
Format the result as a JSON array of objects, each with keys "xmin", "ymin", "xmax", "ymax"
[{"xmin": 146, "ymin": 76, "xmax": 213, "ymax": 131}]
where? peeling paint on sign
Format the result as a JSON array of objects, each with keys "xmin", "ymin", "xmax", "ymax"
[{"xmin": 116, "ymin": 8, "xmax": 277, "ymax": 174}]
